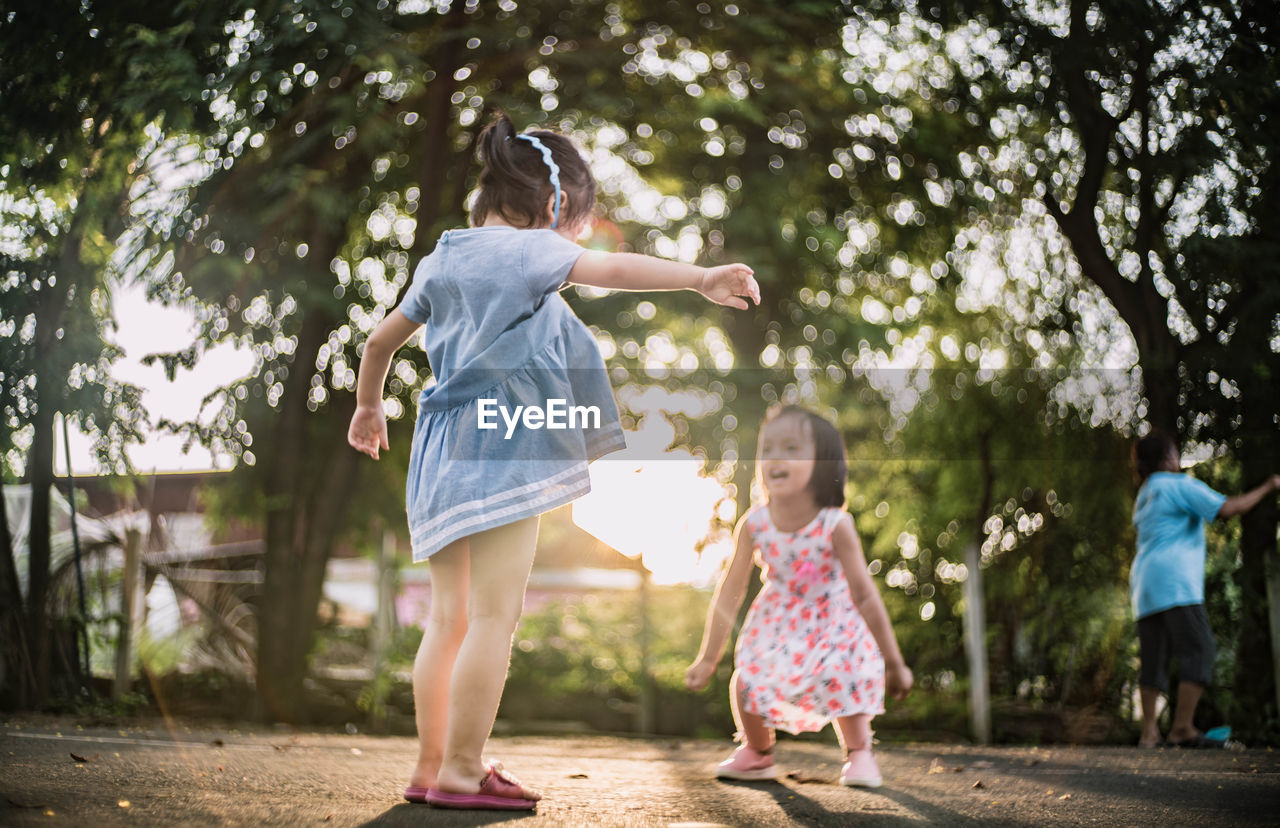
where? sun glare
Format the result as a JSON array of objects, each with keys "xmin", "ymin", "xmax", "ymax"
[{"xmin": 573, "ymin": 411, "xmax": 734, "ymax": 587}]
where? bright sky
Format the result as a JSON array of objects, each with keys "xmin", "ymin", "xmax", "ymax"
[
  {"xmin": 573, "ymin": 413, "xmax": 735, "ymax": 587},
  {"xmin": 56, "ymin": 284, "xmax": 254, "ymax": 475}
]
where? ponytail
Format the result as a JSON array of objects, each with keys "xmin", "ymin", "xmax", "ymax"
[
  {"xmin": 476, "ymin": 112, "xmax": 522, "ymax": 185},
  {"xmin": 471, "ymin": 111, "xmax": 596, "ymax": 230}
]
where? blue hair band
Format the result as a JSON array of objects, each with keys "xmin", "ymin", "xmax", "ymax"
[{"xmin": 516, "ymin": 133, "xmax": 562, "ymax": 229}]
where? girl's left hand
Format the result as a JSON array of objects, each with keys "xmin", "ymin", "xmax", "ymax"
[
  {"xmin": 348, "ymin": 405, "xmax": 389, "ymax": 459},
  {"xmin": 886, "ymin": 662, "xmax": 914, "ymax": 701},
  {"xmin": 697, "ymin": 263, "xmax": 760, "ymax": 309},
  {"xmin": 685, "ymin": 659, "xmax": 717, "ymax": 692}
]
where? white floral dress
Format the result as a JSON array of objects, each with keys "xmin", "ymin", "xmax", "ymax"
[{"xmin": 734, "ymin": 505, "xmax": 885, "ymax": 733}]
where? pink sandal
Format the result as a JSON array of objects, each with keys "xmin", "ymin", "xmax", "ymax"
[
  {"xmin": 403, "ymin": 760, "xmax": 506, "ymax": 804},
  {"xmin": 421, "ymin": 763, "xmax": 539, "ymax": 810},
  {"xmin": 402, "ymin": 785, "xmax": 431, "ymax": 804}
]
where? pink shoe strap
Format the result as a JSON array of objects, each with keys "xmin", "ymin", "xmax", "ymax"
[{"xmin": 479, "ymin": 765, "xmax": 533, "ymax": 800}]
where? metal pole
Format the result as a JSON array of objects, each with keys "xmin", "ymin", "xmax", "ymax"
[
  {"xmin": 369, "ymin": 528, "xmax": 396, "ymax": 731},
  {"xmin": 962, "ymin": 540, "xmax": 990, "ymax": 744},
  {"xmin": 113, "ymin": 528, "xmax": 143, "ymax": 701},
  {"xmin": 60, "ymin": 413, "xmax": 93, "ymax": 699}
]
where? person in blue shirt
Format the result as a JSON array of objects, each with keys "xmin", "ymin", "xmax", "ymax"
[
  {"xmin": 348, "ymin": 112, "xmax": 758, "ymax": 809},
  {"xmin": 1131, "ymin": 431, "xmax": 1279, "ymax": 748}
]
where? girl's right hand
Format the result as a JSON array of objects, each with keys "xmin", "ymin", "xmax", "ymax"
[
  {"xmin": 886, "ymin": 661, "xmax": 914, "ymax": 701},
  {"xmin": 685, "ymin": 659, "xmax": 716, "ymax": 692},
  {"xmin": 348, "ymin": 404, "xmax": 389, "ymax": 459},
  {"xmin": 697, "ymin": 263, "xmax": 760, "ymax": 309}
]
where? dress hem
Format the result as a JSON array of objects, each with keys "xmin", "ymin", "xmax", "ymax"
[
  {"xmin": 411, "ymin": 468, "xmax": 591, "ymax": 562},
  {"xmin": 754, "ymin": 705, "xmax": 887, "ymax": 736},
  {"xmin": 408, "ymin": 431, "xmax": 626, "ymax": 563}
]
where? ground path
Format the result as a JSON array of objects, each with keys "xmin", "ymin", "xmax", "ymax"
[{"xmin": 2, "ymin": 717, "xmax": 1277, "ymax": 825}]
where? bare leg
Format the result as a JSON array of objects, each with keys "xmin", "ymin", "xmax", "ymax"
[
  {"xmin": 835, "ymin": 714, "xmax": 873, "ymax": 753},
  {"xmin": 435, "ymin": 516, "xmax": 540, "ymax": 796},
  {"xmin": 1167, "ymin": 682, "xmax": 1205, "ymax": 743},
  {"xmin": 835, "ymin": 712, "xmax": 882, "ymax": 786},
  {"xmin": 730, "ymin": 669, "xmax": 775, "ymax": 752},
  {"xmin": 407, "ymin": 539, "xmax": 469, "ymax": 789},
  {"xmin": 1138, "ymin": 685, "xmax": 1163, "ymax": 748}
]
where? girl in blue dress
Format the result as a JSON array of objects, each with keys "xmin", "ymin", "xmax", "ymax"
[{"xmin": 348, "ymin": 112, "xmax": 759, "ymax": 810}]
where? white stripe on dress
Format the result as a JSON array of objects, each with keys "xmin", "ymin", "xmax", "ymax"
[
  {"xmin": 411, "ymin": 470, "xmax": 590, "ymax": 560},
  {"xmin": 410, "ymin": 461, "xmax": 588, "ymax": 541}
]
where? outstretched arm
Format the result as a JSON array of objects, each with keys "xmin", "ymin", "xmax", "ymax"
[
  {"xmin": 832, "ymin": 513, "xmax": 914, "ymax": 700},
  {"xmin": 686, "ymin": 516, "xmax": 757, "ymax": 690},
  {"xmin": 348, "ymin": 309, "xmax": 423, "ymax": 460},
  {"xmin": 1218, "ymin": 474, "xmax": 1280, "ymax": 519},
  {"xmin": 568, "ymin": 250, "xmax": 760, "ymax": 309}
]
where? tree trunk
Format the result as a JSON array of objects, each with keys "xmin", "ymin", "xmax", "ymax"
[
  {"xmin": 407, "ymin": 3, "xmax": 468, "ymax": 263},
  {"xmin": 1235, "ymin": 401, "xmax": 1278, "ymax": 740},
  {"xmin": 0, "ymin": 478, "xmax": 32, "ymax": 708},
  {"xmin": 1044, "ymin": 13, "xmax": 1182, "ymax": 438},
  {"xmin": 256, "ymin": 309, "xmax": 331, "ymax": 721},
  {"xmin": 25, "ymin": 381, "xmax": 56, "ymax": 704},
  {"xmin": 255, "ymin": 305, "xmax": 361, "ymax": 723}
]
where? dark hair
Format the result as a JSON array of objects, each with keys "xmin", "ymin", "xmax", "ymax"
[
  {"xmin": 471, "ymin": 112, "xmax": 596, "ymax": 230},
  {"xmin": 1133, "ymin": 430, "xmax": 1177, "ymax": 483},
  {"xmin": 760, "ymin": 405, "xmax": 848, "ymax": 509}
]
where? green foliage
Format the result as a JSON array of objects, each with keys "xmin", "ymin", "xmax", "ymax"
[
  {"xmin": 0, "ymin": 2, "xmax": 174, "ymax": 474},
  {"xmin": 7, "ymin": 0, "xmax": 1273, "ymax": 735},
  {"xmin": 137, "ymin": 626, "xmax": 205, "ymax": 677},
  {"xmin": 853, "ymin": 365, "xmax": 1137, "ymax": 712}
]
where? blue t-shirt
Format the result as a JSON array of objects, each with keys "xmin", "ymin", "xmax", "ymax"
[
  {"xmin": 397, "ymin": 226, "xmax": 587, "ymax": 407},
  {"xmin": 1130, "ymin": 471, "xmax": 1226, "ymax": 619}
]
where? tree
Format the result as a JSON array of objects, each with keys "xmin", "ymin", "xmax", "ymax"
[
  {"xmin": 887, "ymin": 310, "xmax": 1136, "ymax": 739},
  {"xmin": 131, "ymin": 0, "xmax": 978, "ymax": 720},
  {"xmin": 128, "ymin": 0, "xmax": 432, "ymax": 721},
  {"xmin": 0, "ymin": 0, "xmax": 211, "ymax": 705},
  {"xmin": 900, "ymin": 0, "xmax": 1280, "ymax": 738}
]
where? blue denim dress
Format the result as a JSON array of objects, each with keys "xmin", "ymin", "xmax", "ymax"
[{"xmin": 397, "ymin": 227, "xmax": 625, "ymax": 561}]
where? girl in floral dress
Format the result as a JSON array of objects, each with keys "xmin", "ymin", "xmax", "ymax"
[{"xmin": 686, "ymin": 405, "xmax": 913, "ymax": 787}]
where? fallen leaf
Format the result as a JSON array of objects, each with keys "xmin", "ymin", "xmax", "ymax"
[
  {"xmin": 567, "ymin": 772, "xmax": 589, "ymax": 779},
  {"xmin": 70, "ymin": 752, "xmax": 99, "ymax": 763},
  {"xmin": 210, "ymin": 738, "xmax": 225, "ymax": 747},
  {"xmin": 350, "ymin": 748, "xmax": 362, "ymax": 756},
  {"xmin": 784, "ymin": 771, "xmax": 828, "ymax": 784},
  {"xmin": 972, "ymin": 779, "xmax": 985, "ymax": 789},
  {"xmin": 928, "ymin": 758, "xmax": 946, "ymax": 774},
  {"xmin": 273, "ymin": 744, "xmax": 292, "ymax": 752},
  {"xmin": 324, "ymin": 814, "xmax": 334, "ymax": 822},
  {"xmin": 953, "ymin": 765, "xmax": 964, "ymax": 773},
  {"xmin": 1059, "ymin": 793, "xmax": 1072, "ymax": 801},
  {"xmin": 118, "ymin": 800, "xmax": 131, "ymax": 808}
]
